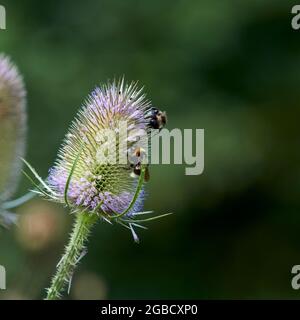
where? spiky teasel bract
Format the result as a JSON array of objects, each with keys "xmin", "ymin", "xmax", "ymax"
[
  {"xmin": 0, "ymin": 54, "xmax": 27, "ymax": 228},
  {"xmin": 23, "ymin": 79, "xmax": 171, "ymax": 241}
]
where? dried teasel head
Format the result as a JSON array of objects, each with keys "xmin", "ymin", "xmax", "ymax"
[{"xmin": 0, "ymin": 54, "xmax": 26, "ymax": 227}]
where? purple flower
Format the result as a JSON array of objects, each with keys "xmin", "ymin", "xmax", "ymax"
[{"xmin": 47, "ymin": 79, "xmax": 150, "ymax": 217}]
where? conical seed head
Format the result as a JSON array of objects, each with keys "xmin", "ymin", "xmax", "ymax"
[
  {"xmin": 0, "ymin": 54, "xmax": 27, "ymax": 202},
  {"xmin": 48, "ymin": 80, "xmax": 151, "ymax": 215}
]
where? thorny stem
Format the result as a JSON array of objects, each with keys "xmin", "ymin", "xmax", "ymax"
[{"xmin": 45, "ymin": 211, "xmax": 98, "ymax": 300}]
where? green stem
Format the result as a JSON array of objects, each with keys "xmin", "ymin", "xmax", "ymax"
[{"xmin": 45, "ymin": 212, "xmax": 98, "ymax": 300}]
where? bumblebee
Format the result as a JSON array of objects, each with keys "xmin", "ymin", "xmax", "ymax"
[
  {"xmin": 147, "ymin": 107, "xmax": 167, "ymax": 130},
  {"xmin": 128, "ymin": 147, "xmax": 150, "ymax": 181},
  {"xmin": 134, "ymin": 146, "xmax": 149, "ymax": 158},
  {"xmin": 130, "ymin": 162, "xmax": 150, "ymax": 182}
]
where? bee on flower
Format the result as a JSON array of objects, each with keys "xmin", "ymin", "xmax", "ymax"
[
  {"xmin": 23, "ymin": 79, "xmax": 170, "ymax": 242},
  {"xmin": 21, "ymin": 78, "xmax": 171, "ymax": 299}
]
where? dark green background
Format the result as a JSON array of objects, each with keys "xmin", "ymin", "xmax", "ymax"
[{"xmin": 1, "ymin": 0, "xmax": 300, "ymax": 299}]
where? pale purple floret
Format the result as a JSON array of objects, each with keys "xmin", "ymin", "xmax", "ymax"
[{"xmin": 47, "ymin": 166, "xmax": 145, "ymax": 216}]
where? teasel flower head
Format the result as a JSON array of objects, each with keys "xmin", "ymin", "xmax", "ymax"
[
  {"xmin": 23, "ymin": 79, "xmax": 171, "ymax": 241},
  {"xmin": 0, "ymin": 54, "xmax": 27, "ymax": 228}
]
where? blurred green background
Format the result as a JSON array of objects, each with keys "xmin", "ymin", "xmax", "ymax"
[{"xmin": 1, "ymin": 0, "xmax": 300, "ymax": 299}]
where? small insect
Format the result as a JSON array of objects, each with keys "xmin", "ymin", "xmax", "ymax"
[
  {"xmin": 134, "ymin": 147, "xmax": 145, "ymax": 158},
  {"xmin": 130, "ymin": 162, "xmax": 150, "ymax": 182},
  {"xmin": 147, "ymin": 107, "xmax": 167, "ymax": 130},
  {"xmin": 129, "ymin": 147, "xmax": 150, "ymax": 181}
]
